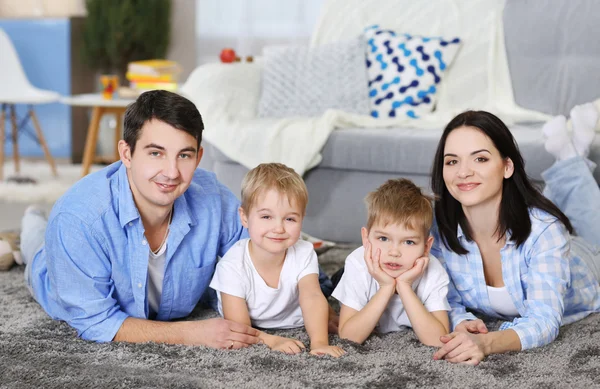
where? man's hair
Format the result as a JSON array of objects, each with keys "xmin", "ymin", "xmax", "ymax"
[
  {"xmin": 123, "ymin": 90, "xmax": 204, "ymax": 154},
  {"xmin": 365, "ymin": 178, "xmax": 434, "ymax": 235},
  {"xmin": 241, "ymin": 163, "xmax": 308, "ymax": 215}
]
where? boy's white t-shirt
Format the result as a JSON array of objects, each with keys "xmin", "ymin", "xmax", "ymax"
[
  {"xmin": 209, "ymin": 238, "xmax": 319, "ymax": 329},
  {"xmin": 332, "ymin": 246, "xmax": 451, "ymax": 334}
]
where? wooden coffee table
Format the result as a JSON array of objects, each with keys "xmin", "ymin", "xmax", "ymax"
[{"xmin": 61, "ymin": 94, "xmax": 134, "ymax": 176}]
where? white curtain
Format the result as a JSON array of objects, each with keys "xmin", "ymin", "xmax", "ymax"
[{"xmin": 195, "ymin": 0, "xmax": 324, "ymax": 63}]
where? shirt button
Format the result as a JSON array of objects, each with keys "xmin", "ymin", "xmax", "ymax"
[
  {"xmin": 142, "ymin": 240, "xmax": 147, "ymax": 245},
  {"xmin": 128, "ymin": 222, "xmax": 133, "ymax": 227},
  {"xmin": 137, "ymin": 282, "xmax": 142, "ymax": 288}
]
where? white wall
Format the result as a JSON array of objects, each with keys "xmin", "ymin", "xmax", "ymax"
[
  {"xmin": 167, "ymin": 0, "xmax": 197, "ymax": 80},
  {"xmin": 0, "ymin": 0, "xmax": 85, "ymax": 17},
  {"xmin": 0, "ymin": 0, "xmax": 325, "ymax": 81}
]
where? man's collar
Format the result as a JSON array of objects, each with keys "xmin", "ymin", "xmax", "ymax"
[{"xmin": 117, "ymin": 164, "xmax": 139, "ymax": 227}]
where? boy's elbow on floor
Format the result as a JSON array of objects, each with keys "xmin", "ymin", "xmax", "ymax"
[
  {"xmin": 420, "ymin": 337, "xmax": 443, "ymax": 348},
  {"xmin": 339, "ymin": 329, "xmax": 366, "ymax": 345}
]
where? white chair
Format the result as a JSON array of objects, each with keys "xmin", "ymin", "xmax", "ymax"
[{"xmin": 0, "ymin": 28, "xmax": 59, "ymax": 180}]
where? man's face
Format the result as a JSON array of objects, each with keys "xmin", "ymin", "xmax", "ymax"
[
  {"xmin": 119, "ymin": 119, "xmax": 202, "ymax": 213},
  {"xmin": 362, "ymin": 222, "xmax": 433, "ymax": 278}
]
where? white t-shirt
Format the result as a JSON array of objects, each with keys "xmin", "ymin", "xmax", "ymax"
[
  {"xmin": 147, "ymin": 241, "xmax": 168, "ymax": 318},
  {"xmin": 209, "ymin": 238, "xmax": 319, "ymax": 329},
  {"xmin": 487, "ymin": 285, "xmax": 519, "ymax": 317},
  {"xmin": 332, "ymin": 246, "xmax": 451, "ymax": 334}
]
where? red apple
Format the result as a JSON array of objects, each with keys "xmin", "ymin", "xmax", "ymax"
[{"xmin": 220, "ymin": 48, "xmax": 237, "ymax": 63}]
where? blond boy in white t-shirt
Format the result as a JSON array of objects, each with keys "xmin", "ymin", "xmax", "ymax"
[
  {"xmin": 333, "ymin": 179, "xmax": 450, "ymax": 346},
  {"xmin": 210, "ymin": 163, "xmax": 345, "ymax": 358}
]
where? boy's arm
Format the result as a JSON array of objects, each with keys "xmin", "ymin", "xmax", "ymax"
[
  {"xmin": 396, "ymin": 282, "xmax": 449, "ymax": 347},
  {"xmin": 337, "ymin": 240, "xmax": 397, "ymax": 344},
  {"xmin": 222, "ymin": 292, "xmax": 305, "ymax": 354},
  {"xmin": 221, "ymin": 292, "xmax": 252, "ymax": 326},
  {"xmin": 298, "ymin": 274, "xmax": 345, "ymax": 358},
  {"xmin": 338, "ymin": 284, "xmax": 396, "ymax": 344},
  {"xmin": 395, "ymin": 255, "xmax": 450, "ymax": 347}
]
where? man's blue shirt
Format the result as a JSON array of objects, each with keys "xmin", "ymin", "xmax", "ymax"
[{"xmin": 29, "ymin": 162, "xmax": 245, "ymax": 342}]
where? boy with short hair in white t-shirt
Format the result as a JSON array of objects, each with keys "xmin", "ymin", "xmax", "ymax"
[
  {"xmin": 210, "ymin": 163, "xmax": 345, "ymax": 358},
  {"xmin": 333, "ymin": 179, "xmax": 450, "ymax": 346}
]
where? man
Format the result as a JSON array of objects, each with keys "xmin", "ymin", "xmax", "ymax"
[{"xmin": 20, "ymin": 90, "xmax": 259, "ymax": 349}]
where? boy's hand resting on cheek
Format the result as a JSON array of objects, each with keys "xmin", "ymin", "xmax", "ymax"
[
  {"xmin": 363, "ymin": 241, "xmax": 396, "ymax": 289},
  {"xmin": 310, "ymin": 344, "xmax": 346, "ymax": 358},
  {"xmin": 396, "ymin": 255, "xmax": 429, "ymax": 289}
]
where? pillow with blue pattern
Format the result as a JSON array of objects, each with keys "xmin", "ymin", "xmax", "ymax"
[{"xmin": 364, "ymin": 25, "xmax": 461, "ymax": 119}]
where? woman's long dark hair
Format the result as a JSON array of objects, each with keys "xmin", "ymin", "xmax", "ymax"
[{"xmin": 431, "ymin": 111, "xmax": 573, "ymax": 254}]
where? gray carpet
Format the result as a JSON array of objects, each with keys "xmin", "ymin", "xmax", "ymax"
[{"xmin": 2, "ymin": 244, "xmax": 600, "ymax": 388}]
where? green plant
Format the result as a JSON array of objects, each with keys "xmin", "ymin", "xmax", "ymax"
[{"xmin": 81, "ymin": 0, "xmax": 171, "ymax": 76}]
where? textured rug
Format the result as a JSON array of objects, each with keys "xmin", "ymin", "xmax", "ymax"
[
  {"xmin": 0, "ymin": 161, "xmax": 103, "ymax": 204},
  {"xmin": 2, "ymin": 244, "xmax": 600, "ymax": 388}
]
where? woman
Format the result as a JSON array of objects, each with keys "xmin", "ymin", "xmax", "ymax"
[{"xmin": 429, "ymin": 105, "xmax": 600, "ymax": 365}]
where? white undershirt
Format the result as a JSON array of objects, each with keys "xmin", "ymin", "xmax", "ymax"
[
  {"xmin": 147, "ymin": 240, "xmax": 168, "ymax": 318},
  {"xmin": 487, "ymin": 285, "xmax": 519, "ymax": 317}
]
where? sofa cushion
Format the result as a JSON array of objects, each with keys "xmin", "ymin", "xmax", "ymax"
[
  {"xmin": 364, "ymin": 25, "xmax": 461, "ymax": 119},
  {"xmin": 316, "ymin": 126, "xmax": 564, "ymax": 181},
  {"xmin": 257, "ymin": 38, "xmax": 371, "ymax": 118},
  {"xmin": 504, "ymin": 0, "xmax": 600, "ymax": 116},
  {"xmin": 206, "ymin": 125, "xmax": 600, "ymax": 183}
]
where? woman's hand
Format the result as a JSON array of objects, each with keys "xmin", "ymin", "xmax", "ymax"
[
  {"xmin": 455, "ymin": 319, "xmax": 489, "ymax": 334},
  {"xmin": 433, "ymin": 331, "xmax": 486, "ymax": 366}
]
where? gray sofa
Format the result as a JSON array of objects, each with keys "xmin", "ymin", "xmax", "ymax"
[{"xmin": 199, "ymin": 0, "xmax": 600, "ymax": 243}]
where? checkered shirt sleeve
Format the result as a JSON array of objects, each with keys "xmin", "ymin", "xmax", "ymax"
[{"xmin": 497, "ymin": 220, "xmax": 570, "ymax": 349}]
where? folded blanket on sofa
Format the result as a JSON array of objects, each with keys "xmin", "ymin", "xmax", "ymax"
[{"xmin": 181, "ymin": 0, "xmax": 553, "ymax": 176}]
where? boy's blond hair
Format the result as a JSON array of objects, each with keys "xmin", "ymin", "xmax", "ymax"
[
  {"xmin": 241, "ymin": 163, "xmax": 308, "ymax": 214},
  {"xmin": 365, "ymin": 178, "xmax": 433, "ymax": 235}
]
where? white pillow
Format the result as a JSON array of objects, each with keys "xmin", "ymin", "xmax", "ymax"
[
  {"xmin": 179, "ymin": 62, "xmax": 262, "ymax": 121},
  {"xmin": 364, "ymin": 25, "xmax": 461, "ymax": 119},
  {"xmin": 258, "ymin": 38, "xmax": 370, "ymax": 118}
]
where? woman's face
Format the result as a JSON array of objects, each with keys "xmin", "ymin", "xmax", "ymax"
[{"xmin": 442, "ymin": 126, "xmax": 514, "ymax": 210}]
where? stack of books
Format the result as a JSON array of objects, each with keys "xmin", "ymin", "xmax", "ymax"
[{"xmin": 126, "ymin": 60, "xmax": 181, "ymax": 93}]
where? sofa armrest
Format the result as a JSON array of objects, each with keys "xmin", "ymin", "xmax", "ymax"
[{"xmin": 179, "ymin": 61, "xmax": 263, "ymax": 121}]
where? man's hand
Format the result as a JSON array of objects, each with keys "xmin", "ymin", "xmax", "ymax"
[
  {"xmin": 433, "ymin": 331, "xmax": 486, "ymax": 366},
  {"xmin": 363, "ymin": 241, "xmax": 396, "ymax": 288},
  {"xmin": 455, "ymin": 319, "xmax": 489, "ymax": 335},
  {"xmin": 193, "ymin": 318, "xmax": 260, "ymax": 349},
  {"xmin": 261, "ymin": 333, "xmax": 306, "ymax": 355},
  {"xmin": 395, "ymin": 255, "xmax": 429, "ymax": 289},
  {"xmin": 310, "ymin": 344, "xmax": 346, "ymax": 358}
]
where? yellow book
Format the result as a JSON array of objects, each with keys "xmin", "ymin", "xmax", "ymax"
[
  {"xmin": 126, "ymin": 72, "xmax": 178, "ymax": 82},
  {"xmin": 131, "ymin": 81, "xmax": 178, "ymax": 92},
  {"xmin": 127, "ymin": 60, "xmax": 181, "ymax": 76}
]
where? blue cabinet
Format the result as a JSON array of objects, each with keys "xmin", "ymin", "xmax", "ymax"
[{"xmin": 0, "ymin": 18, "xmax": 93, "ymax": 160}]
